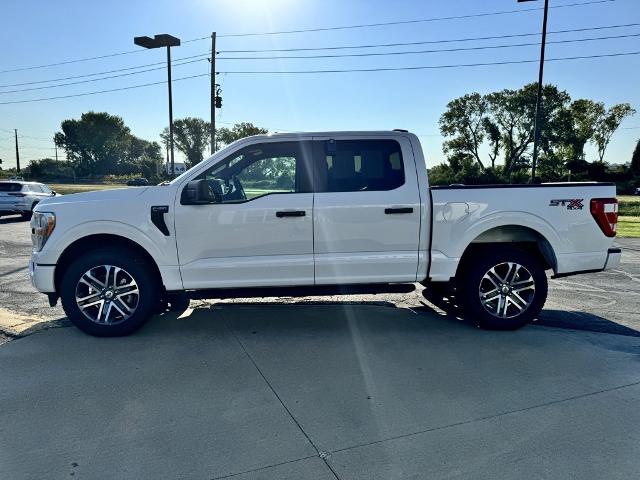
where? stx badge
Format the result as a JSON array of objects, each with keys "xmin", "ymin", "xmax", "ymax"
[{"xmin": 549, "ymin": 199, "xmax": 584, "ymax": 210}]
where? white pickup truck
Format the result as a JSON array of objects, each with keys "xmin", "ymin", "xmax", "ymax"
[{"xmin": 29, "ymin": 131, "xmax": 620, "ymax": 336}]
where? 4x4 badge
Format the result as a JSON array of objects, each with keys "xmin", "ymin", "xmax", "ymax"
[{"xmin": 549, "ymin": 199, "xmax": 584, "ymax": 210}]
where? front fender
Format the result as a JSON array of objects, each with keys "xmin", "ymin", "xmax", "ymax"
[{"xmin": 35, "ymin": 219, "xmax": 178, "ymax": 268}]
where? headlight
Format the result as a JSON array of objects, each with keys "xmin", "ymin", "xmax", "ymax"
[{"xmin": 31, "ymin": 212, "xmax": 56, "ymax": 252}]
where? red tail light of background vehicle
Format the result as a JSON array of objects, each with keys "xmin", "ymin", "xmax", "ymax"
[{"xmin": 590, "ymin": 198, "xmax": 618, "ymax": 237}]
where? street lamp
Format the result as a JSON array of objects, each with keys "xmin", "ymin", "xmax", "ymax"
[
  {"xmin": 518, "ymin": 0, "xmax": 549, "ymax": 183},
  {"xmin": 134, "ymin": 33, "xmax": 181, "ymax": 176}
]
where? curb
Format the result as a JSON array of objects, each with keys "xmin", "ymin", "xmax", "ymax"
[{"xmin": 0, "ymin": 308, "xmax": 69, "ymax": 338}]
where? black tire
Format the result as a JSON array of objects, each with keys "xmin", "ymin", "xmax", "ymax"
[
  {"xmin": 457, "ymin": 246, "xmax": 548, "ymax": 330},
  {"xmin": 60, "ymin": 248, "xmax": 159, "ymax": 337}
]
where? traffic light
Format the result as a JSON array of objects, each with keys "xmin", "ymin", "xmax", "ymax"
[{"xmin": 214, "ymin": 96, "xmax": 222, "ymax": 108}]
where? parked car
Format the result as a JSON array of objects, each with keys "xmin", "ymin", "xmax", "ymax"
[
  {"xmin": 0, "ymin": 181, "xmax": 58, "ymax": 220},
  {"xmin": 29, "ymin": 131, "xmax": 620, "ymax": 336},
  {"xmin": 8, "ymin": 176, "xmax": 25, "ymax": 181},
  {"xmin": 127, "ymin": 177, "xmax": 149, "ymax": 186}
]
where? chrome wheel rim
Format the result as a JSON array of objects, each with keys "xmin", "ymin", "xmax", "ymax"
[
  {"xmin": 75, "ymin": 265, "xmax": 139, "ymax": 325},
  {"xmin": 478, "ymin": 262, "xmax": 535, "ymax": 319}
]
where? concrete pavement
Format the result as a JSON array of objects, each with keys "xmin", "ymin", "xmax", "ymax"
[{"xmin": 1, "ymin": 304, "xmax": 639, "ymax": 479}]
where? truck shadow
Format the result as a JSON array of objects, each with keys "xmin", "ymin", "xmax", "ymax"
[
  {"xmin": 421, "ymin": 289, "xmax": 640, "ymax": 337},
  {"xmin": 0, "ymin": 215, "xmax": 27, "ymax": 224}
]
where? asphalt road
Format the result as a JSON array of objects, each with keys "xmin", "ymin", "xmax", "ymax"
[{"xmin": 1, "ymin": 214, "xmax": 640, "ymax": 479}]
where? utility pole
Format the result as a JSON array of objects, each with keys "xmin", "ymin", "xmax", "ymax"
[
  {"xmin": 14, "ymin": 129, "xmax": 20, "ymax": 173},
  {"xmin": 210, "ymin": 32, "xmax": 217, "ymax": 154},
  {"xmin": 518, "ymin": 0, "xmax": 549, "ymax": 183},
  {"xmin": 166, "ymin": 45, "xmax": 175, "ymax": 176},
  {"xmin": 54, "ymin": 142, "xmax": 58, "ymax": 162}
]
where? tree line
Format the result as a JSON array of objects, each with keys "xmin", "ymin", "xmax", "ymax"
[
  {"xmin": 432, "ymin": 82, "xmax": 635, "ymax": 189},
  {"xmin": 2, "ymin": 82, "xmax": 636, "ymax": 190}
]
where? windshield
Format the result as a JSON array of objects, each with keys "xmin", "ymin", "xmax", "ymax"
[{"xmin": 0, "ymin": 183, "xmax": 22, "ymax": 192}]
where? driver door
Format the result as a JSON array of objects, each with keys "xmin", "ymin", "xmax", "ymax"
[{"xmin": 174, "ymin": 140, "xmax": 315, "ymax": 290}]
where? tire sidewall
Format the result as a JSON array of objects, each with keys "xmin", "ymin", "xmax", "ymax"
[
  {"xmin": 60, "ymin": 249, "xmax": 158, "ymax": 336},
  {"xmin": 459, "ymin": 247, "xmax": 548, "ymax": 330}
]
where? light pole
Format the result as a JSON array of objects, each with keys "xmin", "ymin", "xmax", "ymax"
[
  {"xmin": 518, "ymin": 0, "xmax": 549, "ymax": 182},
  {"xmin": 134, "ymin": 34, "xmax": 181, "ymax": 176}
]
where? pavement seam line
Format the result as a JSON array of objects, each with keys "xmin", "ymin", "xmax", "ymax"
[
  {"xmin": 330, "ymin": 378, "xmax": 640, "ymax": 455},
  {"xmin": 220, "ymin": 311, "xmax": 342, "ymax": 480},
  {"xmin": 211, "ymin": 454, "xmax": 318, "ymax": 480}
]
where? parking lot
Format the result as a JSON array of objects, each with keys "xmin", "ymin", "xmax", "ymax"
[{"xmin": 1, "ymin": 215, "xmax": 640, "ymax": 479}]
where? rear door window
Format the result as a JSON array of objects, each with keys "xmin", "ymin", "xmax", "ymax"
[
  {"xmin": 315, "ymin": 139, "xmax": 405, "ymax": 192},
  {"xmin": 0, "ymin": 183, "xmax": 23, "ymax": 192}
]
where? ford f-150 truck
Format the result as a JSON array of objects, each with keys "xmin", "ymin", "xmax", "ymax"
[{"xmin": 29, "ymin": 131, "xmax": 620, "ymax": 336}]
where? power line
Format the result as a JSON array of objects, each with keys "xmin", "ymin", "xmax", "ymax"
[
  {"xmin": 0, "ymin": 53, "xmax": 210, "ymax": 88},
  {"xmin": 214, "ymin": 0, "xmax": 616, "ymax": 38},
  {"xmin": 0, "ymin": 58, "xmax": 207, "ymax": 95},
  {"xmin": 217, "ymin": 32, "xmax": 640, "ymax": 61},
  {"xmin": 0, "ymin": 73, "xmax": 209, "ymax": 105},
  {"xmin": 217, "ymin": 51, "xmax": 640, "ymax": 74},
  {"xmin": 2, "ymin": 23, "xmax": 636, "ymax": 93},
  {"xmin": 0, "ymin": 0, "xmax": 616, "ymax": 74},
  {"xmin": 217, "ymin": 23, "xmax": 640, "ymax": 53},
  {"xmin": 1, "ymin": 50, "xmax": 637, "ymax": 105}
]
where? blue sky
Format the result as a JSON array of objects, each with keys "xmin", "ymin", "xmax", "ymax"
[{"xmin": 0, "ymin": 0, "xmax": 639, "ymax": 170}]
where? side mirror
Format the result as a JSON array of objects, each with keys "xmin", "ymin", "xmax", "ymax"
[
  {"xmin": 183, "ymin": 179, "xmax": 224, "ymax": 204},
  {"xmin": 50, "ymin": 191, "xmax": 56, "ymax": 196}
]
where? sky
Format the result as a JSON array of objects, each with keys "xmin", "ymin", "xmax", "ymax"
[{"xmin": 0, "ymin": 0, "xmax": 639, "ymax": 170}]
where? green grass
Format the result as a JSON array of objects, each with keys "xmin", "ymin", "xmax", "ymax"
[
  {"xmin": 49, "ymin": 183, "xmax": 127, "ymax": 195},
  {"xmin": 617, "ymin": 216, "xmax": 640, "ymax": 237},
  {"xmin": 617, "ymin": 195, "xmax": 640, "ymax": 217}
]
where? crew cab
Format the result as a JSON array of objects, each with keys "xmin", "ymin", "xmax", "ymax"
[{"xmin": 29, "ymin": 131, "xmax": 620, "ymax": 336}]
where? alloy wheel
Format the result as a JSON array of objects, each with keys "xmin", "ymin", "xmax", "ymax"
[
  {"xmin": 75, "ymin": 265, "xmax": 140, "ymax": 325},
  {"xmin": 478, "ymin": 261, "xmax": 536, "ymax": 319}
]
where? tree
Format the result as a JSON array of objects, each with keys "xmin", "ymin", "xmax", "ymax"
[
  {"xmin": 54, "ymin": 112, "xmax": 132, "ymax": 176},
  {"xmin": 566, "ymin": 99, "xmax": 605, "ymax": 161},
  {"xmin": 593, "ymin": 103, "xmax": 636, "ymax": 162},
  {"xmin": 216, "ymin": 122, "xmax": 268, "ymax": 149},
  {"xmin": 161, "ymin": 117, "xmax": 210, "ymax": 168},
  {"xmin": 632, "ymin": 139, "xmax": 640, "ymax": 176},
  {"xmin": 439, "ymin": 93, "xmax": 488, "ymax": 171}
]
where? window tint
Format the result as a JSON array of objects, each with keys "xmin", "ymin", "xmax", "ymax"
[
  {"xmin": 318, "ymin": 140, "xmax": 405, "ymax": 192},
  {"xmin": 0, "ymin": 183, "xmax": 22, "ymax": 192},
  {"xmin": 197, "ymin": 141, "xmax": 312, "ymax": 203}
]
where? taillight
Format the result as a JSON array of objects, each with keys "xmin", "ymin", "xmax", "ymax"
[{"xmin": 590, "ymin": 198, "xmax": 618, "ymax": 237}]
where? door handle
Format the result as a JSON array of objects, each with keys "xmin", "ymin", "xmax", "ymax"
[
  {"xmin": 385, "ymin": 207, "xmax": 413, "ymax": 214},
  {"xmin": 276, "ymin": 210, "xmax": 306, "ymax": 218}
]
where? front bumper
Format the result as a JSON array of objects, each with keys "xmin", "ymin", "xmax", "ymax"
[{"xmin": 29, "ymin": 259, "xmax": 56, "ymax": 293}]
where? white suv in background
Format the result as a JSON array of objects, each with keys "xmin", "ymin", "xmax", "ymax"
[{"xmin": 0, "ymin": 181, "xmax": 58, "ymax": 220}]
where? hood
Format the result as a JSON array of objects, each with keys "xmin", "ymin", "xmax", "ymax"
[{"xmin": 36, "ymin": 186, "xmax": 148, "ymax": 209}]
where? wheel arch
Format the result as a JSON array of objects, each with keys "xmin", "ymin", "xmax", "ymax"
[
  {"xmin": 456, "ymin": 224, "xmax": 558, "ymax": 279},
  {"xmin": 54, "ymin": 234, "xmax": 164, "ymax": 293}
]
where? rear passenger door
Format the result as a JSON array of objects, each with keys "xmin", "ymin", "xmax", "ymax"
[{"xmin": 312, "ymin": 136, "xmax": 422, "ymax": 284}]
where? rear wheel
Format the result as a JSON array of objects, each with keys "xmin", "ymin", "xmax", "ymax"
[
  {"xmin": 458, "ymin": 246, "xmax": 548, "ymax": 330},
  {"xmin": 60, "ymin": 249, "xmax": 158, "ymax": 337}
]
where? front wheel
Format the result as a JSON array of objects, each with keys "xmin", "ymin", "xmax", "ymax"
[
  {"xmin": 458, "ymin": 247, "xmax": 548, "ymax": 330},
  {"xmin": 60, "ymin": 249, "xmax": 158, "ymax": 337}
]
